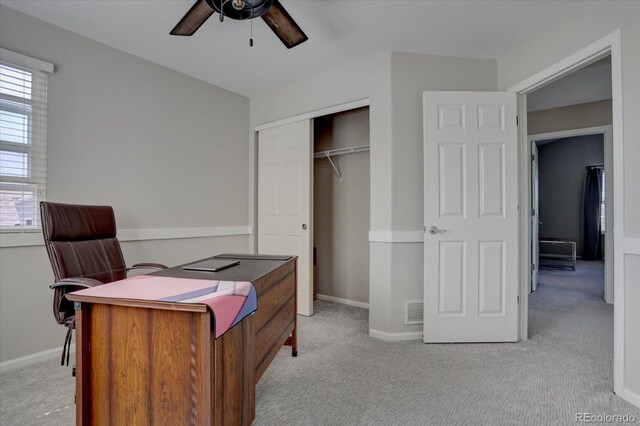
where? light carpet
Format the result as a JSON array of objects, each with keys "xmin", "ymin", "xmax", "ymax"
[{"xmin": 1, "ymin": 260, "xmax": 638, "ymax": 425}]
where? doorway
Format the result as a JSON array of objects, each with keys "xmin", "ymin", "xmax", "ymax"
[
  {"xmin": 313, "ymin": 107, "xmax": 370, "ymax": 309},
  {"xmin": 511, "ymin": 30, "xmax": 625, "ymax": 397},
  {"xmin": 529, "ymin": 126, "xmax": 613, "ymax": 303},
  {"xmin": 255, "ymin": 99, "xmax": 371, "ymax": 317}
]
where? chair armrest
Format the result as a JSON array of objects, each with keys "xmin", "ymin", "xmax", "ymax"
[
  {"xmin": 50, "ymin": 277, "xmax": 103, "ymax": 290},
  {"xmin": 128, "ymin": 263, "xmax": 168, "ymax": 272},
  {"xmin": 50, "ymin": 277, "xmax": 103, "ymax": 326}
]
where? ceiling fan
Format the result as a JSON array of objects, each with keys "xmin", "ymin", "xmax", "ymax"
[{"xmin": 170, "ymin": 0, "xmax": 308, "ymax": 49}]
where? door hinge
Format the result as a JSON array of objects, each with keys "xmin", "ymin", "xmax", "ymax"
[
  {"xmin": 531, "ymin": 153, "xmax": 535, "ymax": 162},
  {"xmin": 517, "ymin": 295, "xmax": 520, "ymax": 304},
  {"xmin": 516, "ymin": 116, "xmax": 519, "ymax": 126},
  {"xmin": 531, "ymin": 263, "xmax": 536, "ymax": 272},
  {"xmin": 531, "ymin": 208, "xmax": 535, "ymax": 216}
]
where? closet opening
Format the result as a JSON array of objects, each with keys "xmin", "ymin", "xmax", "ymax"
[{"xmin": 312, "ymin": 106, "xmax": 370, "ymax": 310}]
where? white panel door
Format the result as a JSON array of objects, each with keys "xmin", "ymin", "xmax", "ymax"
[
  {"xmin": 531, "ymin": 141, "xmax": 539, "ymax": 292},
  {"xmin": 423, "ymin": 91, "xmax": 518, "ymax": 342},
  {"xmin": 258, "ymin": 120, "xmax": 313, "ymax": 316}
]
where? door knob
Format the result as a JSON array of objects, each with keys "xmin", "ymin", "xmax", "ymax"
[
  {"xmin": 302, "ymin": 224, "xmax": 307, "ymax": 230},
  {"xmin": 428, "ymin": 226, "xmax": 446, "ymax": 235}
]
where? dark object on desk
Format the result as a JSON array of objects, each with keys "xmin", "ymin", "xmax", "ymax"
[
  {"xmin": 40, "ymin": 201, "xmax": 167, "ymax": 368},
  {"xmin": 182, "ymin": 258, "xmax": 240, "ymax": 272}
]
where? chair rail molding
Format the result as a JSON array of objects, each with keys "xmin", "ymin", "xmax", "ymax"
[
  {"xmin": 368, "ymin": 230, "xmax": 424, "ymax": 243},
  {"xmin": 0, "ymin": 226, "xmax": 253, "ymax": 248},
  {"xmin": 624, "ymin": 237, "xmax": 640, "ymax": 255}
]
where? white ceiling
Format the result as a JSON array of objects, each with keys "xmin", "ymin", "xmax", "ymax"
[{"xmin": 1, "ymin": 1, "xmax": 583, "ymax": 97}]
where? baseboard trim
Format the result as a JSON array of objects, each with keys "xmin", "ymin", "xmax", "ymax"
[
  {"xmin": 317, "ymin": 293, "xmax": 369, "ymax": 309},
  {"xmin": 619, "ymin": 388, "xmax": 640, "ymax": 409},
  {"xmin": 0, "ymin": 344, "xmax": 74, "ymax": 373},
  {"xmin": 0, "ymin": 226, "xmax": 252, "ymax": 248},
  {"xmin": 369, "ymin": 329, "xmax": 423, "ymax": 342}
]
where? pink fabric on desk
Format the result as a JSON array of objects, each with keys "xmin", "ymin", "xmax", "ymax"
[
  {"xmin": 71, "ymin": 275, "xmax": 214, "ymax": 299},
  {"xmin": 71, "ymin": 275, "xmax": 257, "ymax": 338}
]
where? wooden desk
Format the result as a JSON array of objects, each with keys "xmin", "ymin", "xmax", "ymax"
[{"xmin": 68, "ymin": 255, "xmax": 297, "ymax": 425}]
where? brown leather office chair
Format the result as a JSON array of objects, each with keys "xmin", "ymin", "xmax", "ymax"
[{"xmin": 40, "ymin": 201, "xmax": 167, "ymax": 367}]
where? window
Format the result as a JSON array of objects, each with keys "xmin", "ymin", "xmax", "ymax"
[
  {"xmin": 0, "ymin": 51, "xmax": 51, "ymax": 231},
  {"xmin": 600, "ymin": 170, "xmax": 606, "ymax": 233}
]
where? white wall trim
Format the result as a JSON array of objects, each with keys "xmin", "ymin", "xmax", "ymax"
[
  {"xmin": 118, "ymin": 226, "xmax": 252, "ymax": 242},
  {"xmin": 528, "ymin": 125, "xmax": 613, "ymax": 142},
  {"xmin": 624, "ymin": 237, "xmax": 640, "ymax": 255},
  {"xmin": 0, "ymin": 344, "xmax": 73, "ymax": 373},
  {"xmin": 0, "ymin": 48, "xmax": 54, "ymax": 73},
  {"xmin": 511, "ymin": 29, "xmax": 626, "ymax": 399},
  {"xmin": 0, "ymin": 231, "xmax": 44, "ymax": 247},
  {"xmin": 0, "ymin": 226, "xmax": 252, "ymax": 248},
  {"xmin": 317, "ymin": 293, "xmax": 369, "ymax": 309},
  {"xmin": 619, "ymin": 389, "xmax": 640, "ymax": 409},
  {"xmin": 368, "ymin": 329, "xmax": 422, "ymax": 342},
  {"xmin": 254, "ymin": 98, "xmax": 370, "ymax": 131},
  {"xmin": 369, "ymin": 231, "xmax": 424, "ymax": 243}
]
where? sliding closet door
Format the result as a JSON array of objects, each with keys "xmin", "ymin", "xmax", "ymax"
[{"xmin": 258, "ymin": 120, "xmax": 313, "ymax": 316}]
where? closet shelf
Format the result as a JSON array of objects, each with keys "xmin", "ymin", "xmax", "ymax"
[
  {"xmin": 313, "ymin": 145, "xmax": 369, "ymax": 182},
  {"xmin": 313, "ymin": 145, "xmax": 370, "ymax": 159}
]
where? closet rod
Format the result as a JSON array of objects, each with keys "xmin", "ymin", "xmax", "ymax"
[{"xmin": 313, "ymin": 144, "xmax": 370, "ymax": 159}]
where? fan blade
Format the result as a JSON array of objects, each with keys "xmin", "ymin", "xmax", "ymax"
[
  {"xmin": 170, "ymin": 0, "xmax": 215, "ymax": 36},
  {"xmin": 261, "ymin": 0, "xmax": 308, "ymax": 49}
]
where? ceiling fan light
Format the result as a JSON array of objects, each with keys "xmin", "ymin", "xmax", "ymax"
[{"xmin": 232, "ymin": 0, "xmax": 244, "ymax": 10}]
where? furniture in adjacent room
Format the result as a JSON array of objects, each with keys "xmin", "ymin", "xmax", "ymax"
[
  {"xmin": 39, "ymin": 201, "xmax": 167, "ymax": 366},
  {"xmin": 67, "ymin": 254, "xmax": 297, "ymax": 425},
  {"xmin": 539, "ymin": 238, "xmax": 577, "ymax": 271}
]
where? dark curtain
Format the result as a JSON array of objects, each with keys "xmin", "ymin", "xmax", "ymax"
[{"xmin": 583, "ymin": 167, "xmax": 603, "ymax": 260}]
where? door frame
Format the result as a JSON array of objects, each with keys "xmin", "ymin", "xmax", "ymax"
[
  {"xmin": 509, "ymin": 29, "xmax": 624, "ymax": 396},
  {"xmin": 529, "ymin": 125, "xmax": 614, "ymax": 303},
  {"xmin": 530, "ymin": 141, "xmax": 539, "ymax": 292}
]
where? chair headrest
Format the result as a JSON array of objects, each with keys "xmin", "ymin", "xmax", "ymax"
[{"xmin": 40, "ymin": 202, "xmax": 117, "ymax": 242}]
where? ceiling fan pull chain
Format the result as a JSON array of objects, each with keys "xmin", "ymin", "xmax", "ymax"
[{"xmin": 250, "ymin": 18, "xmax": 254, "ymax": 47}]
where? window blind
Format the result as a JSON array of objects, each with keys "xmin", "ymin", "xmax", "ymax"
[{"xmin": 0, "ymin": 54, "xmax": 50, "ymax": 231}]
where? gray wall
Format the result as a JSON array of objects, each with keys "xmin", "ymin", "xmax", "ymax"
[
  {"xmin": 528, "ymin": 99, "xmax": 612, "ymax": 135},
  {"xmin": 537, "ymin": 135, "xmax": 604, "ymax": 256},
  {"xmin": 497, "ymin": 1, "xmax": 640, "ymax": 399},
  {"xmin": 0, "ymin": 7, "xmax": 250, "ymax": 363},
  {"xmin": 251, "ymin": 52, "xmax": 497, "ymax": 335},
  {"xmin": 313, "ymin": 107, "xmax": 370, "ymax": 304}
]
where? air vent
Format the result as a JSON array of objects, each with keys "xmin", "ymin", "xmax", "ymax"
[{"xmin": 404, "ymin": 300, "xmax": 423, "ymax": 325}]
